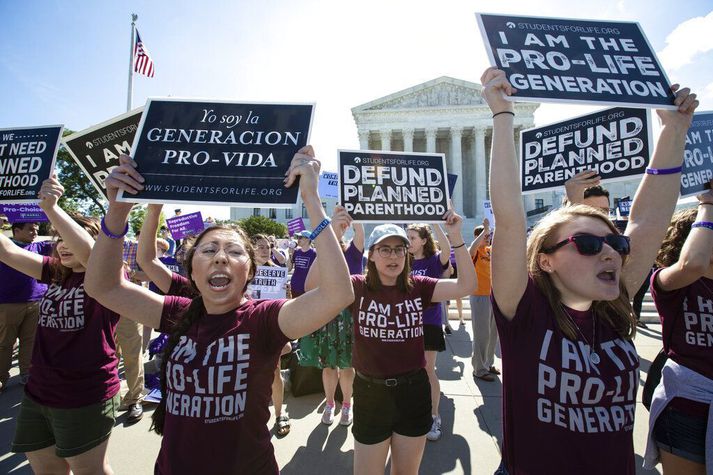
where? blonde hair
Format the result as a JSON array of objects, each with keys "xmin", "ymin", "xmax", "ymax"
[{"xmin": 527, "ymin": 204, "xmax": 636, "ymax": 340}]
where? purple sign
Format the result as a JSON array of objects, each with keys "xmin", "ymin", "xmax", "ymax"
[
  {"xmin": 166, "ymin": 212, "xmax": 205, "ymax": 240},
  {"xmin": 0, "ymin": 204, "xmax": 48, "ymax": 223},
  {"xmin": 286, "ymin": 217, "xmax": 306, "ymax": 236}
]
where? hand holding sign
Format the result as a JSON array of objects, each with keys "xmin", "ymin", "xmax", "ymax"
[
  {"xmin": 105, "ymin": 154, "xmax": 145, "ymax": 214},
  {"xmin": 480, "ymin": 67, "xmax": 516, "ymax": 115},
  {"xmin": 284, "ymin": 145, "xmax": 321, "ymax": 201},
  {"xmin": 331, "ymin": 205, "xmax": 353, "ymax": 240},
  {"xmin": 37, "ymin": 175, "xmax": 64, "ymax": 211},
  {"xmin": 442, "ymin": 205, "xmax": 464, "ymax": 241},
  {"xmin": 657, "ymin": 84, "xmax": 698, "ymax": 130},
  {"xmin": 696, "ymin": 181, "xmax": 713, "ymax": 206},
  {"xmin": 564, "ymin": 170, "xmax": 601, "ymax": 205}
]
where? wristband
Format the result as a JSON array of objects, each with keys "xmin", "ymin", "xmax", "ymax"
[
  {"xmin": 492, "ymin": 111, "xmax": 515, "ymax": 119},
  {"xmin": 645, "ymin": 166, "xmax": 682, "ymax": 175},
  {"xmin": 692, "ymin": 221, "xmax": 713, "ymax": 231},
  {"xmin": 309, "ymin": 218, "xmax": 332, "ymax": 241},
  {"xmin": 698, "ymin": 203, "xmax": 713, "ymax": 207},
  {"xmin": 451, "ymin": 242, "xmax": 466, "ymax": 249},
  {"xmin": 101, "ymin": 217, "xmax": 129, "ymax": 239}
]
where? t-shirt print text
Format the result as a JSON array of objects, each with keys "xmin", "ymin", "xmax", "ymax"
[
  {"xmin": 39, "ymin": 283, "xmax": 86, "ymax": 331},
  {"xmin": 357, "ymin": 296, "xmax": 424, "ymax": 342}
]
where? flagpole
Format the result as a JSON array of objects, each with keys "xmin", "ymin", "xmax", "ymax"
[{"xmin": 126, "ymin": 13, "xmax": 137, "ymax": 112}]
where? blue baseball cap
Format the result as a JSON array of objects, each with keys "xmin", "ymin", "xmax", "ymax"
[
  {"xmin": 295, "ymin": 230, "xmax": 311, "ymax": 239},
  {"xmin": 366, "ymin": 224, "xmax": 409, "ymax": 250}
]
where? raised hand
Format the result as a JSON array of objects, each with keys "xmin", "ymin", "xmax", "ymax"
[
  {"xmin": 37, "ymin": 174, "xmax": 64, "ymax": 210},
  {"xmin": 564, "ymin": 170, "xmax": 601, "ymax": 204},
  {"xmin": 284, "ymin": 145, "xmax": 321, "ymax": 200},
  {"xmin": 480, "ymin": 67, "xmax": 517, "ymax": 115}
]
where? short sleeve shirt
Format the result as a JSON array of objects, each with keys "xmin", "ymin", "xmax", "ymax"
[
  {"xmin": 472, "ymin": 245, "xmax": 492, "ymax": 296},
  {"xmin": 0, "ymin": 239, "xmax": 54, "ymax": 303},
  {"xmin": 290, "ymin": 248, "xmax": 316, "ymax": 296},
  {"xmin": 344, "ymin": 241, "xmax": 364, "ymax": 275},
  {"xmin": 410, "ymin": 253, "xmax": 444, "ymax": 326}
]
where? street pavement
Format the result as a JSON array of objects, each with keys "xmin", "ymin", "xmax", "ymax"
[{"xmin": 0, "ymin": 307, "xmax": 665, "ymax": 474}]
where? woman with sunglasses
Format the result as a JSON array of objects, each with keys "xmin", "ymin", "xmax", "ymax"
[
  {"xmin": 85, "ymin": 148, "xmax": 353, "ymax": 474},
  {"xmin": 481, "ymin": 66, "xmax": 698, "ymax": 475},
  {"xmin": 1, "ymin": 176, "xmax": 120, "ymax": 474},
  {"xmin": 644, "ymin": 195, "xmax": 713, "ymax": 475}
]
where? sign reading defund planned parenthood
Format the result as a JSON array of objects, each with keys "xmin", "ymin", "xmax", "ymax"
[
  {"xmin": 63, "ymin": 108, "xmax": 143, "ymax": 201},
  {"xmin": 520, "ymin": 107, "xmax": 651, "ymax": 194},
  {"xmin": 339, "ymin": 150, "xmax": 449, "ymax": 223},
  {"xmin": 680, "ymin": 111, "xmax": 713, "ymax": 198},
  {"xmin": 118, "ymin": 99, "xmax": 314, "ymax": 207},
  {"xmin": 476, "ymin": 13, "xmax": 676, "ymax": 108},
  {"xmin": 0, "ymin": 125, "xmax": 63, "ymax": 204}
]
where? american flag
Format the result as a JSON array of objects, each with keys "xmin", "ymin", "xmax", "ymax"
[{"xmin": 133, "ymin": 29, "xmax": 155, "ymax": 78}]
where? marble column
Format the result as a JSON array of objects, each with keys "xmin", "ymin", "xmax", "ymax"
[
  {"xmin": 474, "ymin": 127, "xmax": 487, "ymax": 218},
  {"xmin": 358, "ymin": 129, "xmax": 370, "ymax": 150},
  {"xmin": 402, "ymin": 128, "xmax": 414, "ymax": 152},
  {"xmin": 381, "ymin": 129, "xmax": 392, "ymax": 151},
  {"xmin": 449, "ymin": 127, "xmax": 464, "ymax": 214},
  {"xmin": 425, "ymin": 128, "xmax": 437, "ymax": 153}
]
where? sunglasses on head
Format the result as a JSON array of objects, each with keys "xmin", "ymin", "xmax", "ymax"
[{"xmin": 542, "ymin": 233, "xmax": 630, "ymax": 256}]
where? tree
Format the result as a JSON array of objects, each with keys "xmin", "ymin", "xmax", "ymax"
[
  {"xmin": 56, "ymin": 130, "xmax": 106, "ymax": 216},
  {"xmin": 238, "ymin": 215, "xmax": 287, "ymax": 238}
]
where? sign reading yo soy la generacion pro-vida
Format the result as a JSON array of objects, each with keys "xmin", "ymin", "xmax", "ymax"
[
  {"xmin": 63, "ymin": 108, "xmax": 143, "ymax": 201},
  {"xmin": 476, "ymin": 13, "xmax": 676, "ymax": 109},
  {"xmin": 338, "ymin": 150, "xmax": 449, "ymax": 223},
  {"xmin": 520, "ymin": 107, "xmax": 651, "ymax": 194},
  {"xmin": 0, "ymin": 125, "xmax": 63, "ymax": 204},
  {"xmin": 117, "ymin": 99, "xmax": 314, "ymax": 207},
  {"xmin": 680, "ymin": 111, "xmax": 713, "ymax": 198}
]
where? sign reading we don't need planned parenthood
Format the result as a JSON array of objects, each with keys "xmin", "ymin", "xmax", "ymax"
[
  {"xmin": 117, "ymin": 99, "xmax": 314, "ymax": 207},
  {"xmin": 476, "ymin": 13, "xmax": 676, "ymax": 109}
]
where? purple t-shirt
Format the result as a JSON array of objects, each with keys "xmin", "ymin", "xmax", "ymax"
[
  {"xmin": 149, "ymin": 257, "xmax": 185, "ymax": 295},
  {"xmin": 290, "ymin": 248, "xmax": 316, "ymax": 296},
  {"xmin": 492, "ymin": 278, "xmax": 638, "ymax": 475},
  {"xmin": 155, "ymin": 296, "xmax": 289, "ymax": 475},
  {"xmin": 0, "ymin": 239, "xmax": 54, "ymax": 303},
  {"xmin": 25, "ymin": 257, "xmax": 121, "ymax": 408},
  {"xmin": 410, "ymin": 253, "xmax": 445, "ymax": 326},
  {"xmin": 650, "ymin": 268, "xmax": 713, "ymax": 416},
  {"xmin": 350, "ymin": 274, "xmax": 438, "ymax": 377},
  {"xmin": 344, "ymin": 241, "xmax": 364, "ymax": 276}
]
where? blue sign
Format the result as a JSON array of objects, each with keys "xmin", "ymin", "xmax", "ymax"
[
  {"xmin": 476, "ymin": 13, "xmax": 675, "ymax": 109},
  {"xmin": 680, "ymin": 111, "xmax": 713, "ymax": 198}
]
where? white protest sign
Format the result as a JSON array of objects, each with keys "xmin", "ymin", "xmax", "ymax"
[
  {"xmin": 483, "ymin": 200, "xmax": 496, "ymax": 228},
  {"xmin": 248, "ymin": 265, "xmax": 288, "ymax": 300}
]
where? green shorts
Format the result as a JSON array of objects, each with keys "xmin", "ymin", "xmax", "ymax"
[
  {"xmin": 12, "ymin": 393, "xmax": 119, "ymax": 458},
  {"xmin": 297, "ymin": 309, "xmax": 353, "ymax": 369}
]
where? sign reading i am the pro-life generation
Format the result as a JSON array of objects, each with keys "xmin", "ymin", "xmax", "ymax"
[
  {"xmin": 0, "ymin": 204, "xmax": 48, "ymax": 223},
  {"xmin": 0, "ymin": 125, "xmax": 63, "ymax": 204},
  {"xmin": 476, "ymin": 13, "xmax": 676, "ymax": 109},
  {"xmin": 520, "ymin": 107, "xmax": 651, "ymax": 194},
  {"xmin": 247, "ymin": 265, "xmax": 288, "ymax": 300},
  {"xmin": 166, "ymin": 211, "xmax": 205, "ymax": 240},
  {"xmin": 63, "ymin": 109, "xmax": 143, "ymax": 201},
  {"xmin": 339, "ymin": 150, "xmax": 449, "ymax": 223},
  {"xmin": 117, "ymin": 99, "xmax": 314, "ymax": 207},
  {"xmin": 680, "ymin": 111, "xmax": 713, "ymax": 198}
]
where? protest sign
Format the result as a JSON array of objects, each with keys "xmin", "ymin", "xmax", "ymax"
[
  {"xmin": 63, "ymin": 108, "xmax": 143, "ymax": 200},
  {"xmin": 483, "ymin": 200, "xmax": 496, "ymax": 228},
  {"xmin": 339, "ymin": 150, "xmax": 449, "ymax": 223},
  {"xmin": 447, "ymin": 173, "xmax": 458, "ymax": 198},
  {"xmin": 680, "ymin": 111, "xmax": 713, "ymax": 198},
  {"xmin": 476, "ymin": 13, "xmax": 676, "ymax": 109},
  {"xmin": 318, "ymin": 170, "xmax": 339, "ymax": 199},
  {"xmin": 0, "ymin": 125, "xmax": 63, "ymax": 204},
  {"xmin": 617, "ymin": 198, "xmax": 632, "ymax": 217},
  {"xmin": 166, "ymin": 211, "xmax": 205, "ymax": 240},
  {"xmin": 286, "ymin": 217, "xmax": 306, "ymax": 236},
  {"xmin": 247, "ymin": 265, "xmax": 288, "ymax": 300},
  {"xmin": 0, "ymin": 204, "xmax": 48, "ymax": 223},
  {"xmin": 117, "ymin": 99, "xmax": 314, "ymax": 207},
  {"xmin": 520, "ymin": 107, "xmax": 651, "ymax": 194}
]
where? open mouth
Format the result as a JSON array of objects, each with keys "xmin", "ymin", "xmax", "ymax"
[
  {"xmin": 596, "ymin": 270, "xmax": 617, "ymax": 283},
  {"xmin": 208, "ymin": 273, "xmax": 231, "ymax": 290}
]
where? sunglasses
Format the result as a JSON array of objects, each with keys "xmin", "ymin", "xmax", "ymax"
[{"xmin": 542, "ymin": 233, "xmax": 630, "ymax": 256}]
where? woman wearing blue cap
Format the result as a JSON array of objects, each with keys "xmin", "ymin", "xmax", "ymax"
[{"xmin": 290, "ymin": 230, "xmax": 315, "ymax": 297}]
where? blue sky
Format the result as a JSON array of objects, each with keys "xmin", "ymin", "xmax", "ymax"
[{"xmin": 2, "ymin": 0, "xmax": 712, "ymax": 217}]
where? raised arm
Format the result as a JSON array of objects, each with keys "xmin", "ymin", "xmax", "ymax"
[
  {"xmin": 0, "ymin": 233, "xmax": 43, "ymax": 279},
  {"xmin": 433, "ymin": 223, "xmax": 451, "ymax": 267},
  {"xmin": 303, "ymin": 204, "xmax": 353, "ymax": 293},
  {"xmin": 481, "ymin": 67, "xmax": 528, "ymax": 319},
  {"xmin": 137, "ymin": 203, "xmax": 173, "ymax": 293},
  {"xmin": 657, "ymin": 187, "xmax": 713, "ymax": 291},
  {"xmin": 277, "ymin": 147, "xmax": 354, "ymax": 339},
  {"xmin": 84, "ymin": 155, "xmax": 164, "ymax": 329},
  {"xmin": 469, "ymin": 218, "xmax": 490, "ymax": 259},
  {"xmin": 352, "ymin": 221, "xmax": 365, "ymax": 252},
  {"xmin": 622, "ymin": 85, "xmax": 699, "ymax": 296},
  {"xmin": 431, "ymin": 208, "xmax": 477, "ymax": 302},
  {"xmin": 564, "ymin": 170, "xmax": 601, "ymax": 205}
]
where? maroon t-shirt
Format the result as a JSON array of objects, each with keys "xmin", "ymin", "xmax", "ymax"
[
  {"xmin": 493, "ymin": 278, "xmax": 638, "ymax": 475},
  {"xmin": 650, "ymin": 268, "xmax": 713, "ymax": 416},
  {"xmin": 168, "ymin": 271, "xmax": 198, "ymax": 299},
  {"xmin": 155, "ymin": 296, "xmax": 289, "ymax": 475},
  {"xmin": 26, "ymin": 257, "xmax": 121, "ymax": 408},
  {"xmin": 349, "ymin": 274, "xmax": 437, "ymax": 378}
]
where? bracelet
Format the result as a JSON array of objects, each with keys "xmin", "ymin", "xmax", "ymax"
[
  {"xmin": 698, "ymin": 203, "xmax": 713, "ymax": 207},
  {"xmin": 451, "ymin": 242, "xmax": 466, "ymax": 249},
  {"xmin": 645, "ymin": 166, "xmax": 682, "ymax": 175},
  {"xmin": 692, "ymin": 221, "xmax": 713, "ymax": 231},
  {"xmin": 309, "ymin": 217, "xmax": 332, "ymax": 241},
  {"xmin": 492, "ymin": 111, "xmax": 515, "ymax": 119},
  {"xmin": 101, "ymin": 217, "xmax": 129, "ymax": 239}
]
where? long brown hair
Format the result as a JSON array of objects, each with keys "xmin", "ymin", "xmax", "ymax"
[
  {"xmin": 151, "ymin": 225, "xmax": 257, "ymax": 435},
  {"xmin": 47, "ymin": 214, "xmax": 100, "ymax": 284},
  {"xmin": 527, "ymin": 204, "xmax": 636, "ymax": 340},
  {"xmin": 407, "ymin": 223, "xmax": 438, "ymax": 258},
  {"xmin": 365, "ymin": 247, "xmax": 413, "ymax": 293},
  {"xmin": 656, "ymin": 208, "xmax": 697, "ymax": 268}
]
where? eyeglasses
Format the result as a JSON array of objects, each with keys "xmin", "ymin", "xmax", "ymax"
[
  {"xmin": 196, "ymin": 244, "xmax": 248, "ymax": 259},
  {"xmin": 541, "ymin": 233, "xmax": 630, "ymax": 256},
  {"xmin": 375, "ymin": 246, "xmax": 408, "ymax": 258}
]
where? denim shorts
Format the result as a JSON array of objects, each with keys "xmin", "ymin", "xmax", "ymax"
[{"xmin": 653, "ymin": 406, "xmax": 707, "ymax": 465}]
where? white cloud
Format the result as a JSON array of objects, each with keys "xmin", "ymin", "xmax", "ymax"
[
  {"xmin": 702, "ymin": 81, "xmax": 713, "ymax": 101},
  {"xmin": 658, "ymin": 11, "xmax": 713, "ymax": 71}
]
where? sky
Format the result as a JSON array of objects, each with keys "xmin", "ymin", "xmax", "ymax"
[{"xmin": 1, "ymin": 0, "xmax": 712, "ymax": 219}]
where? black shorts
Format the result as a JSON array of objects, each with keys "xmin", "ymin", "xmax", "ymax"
[
  {"xmin": 423, "ymin": 324, "xmax": 445, "ymax": 352},
  {"xmin": 352, "ymin": 368, "xmax": 431, "ymax": 444},
  {"xmin": 653, "ymin": 405, "xmax": 707, "ymax": 465}
]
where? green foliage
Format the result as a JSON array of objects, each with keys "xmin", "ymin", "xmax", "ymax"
[
  {"xmin": 56, "ymin": 130, "xmax": 106, "ymax": 216},
  {"xmin": 129, "ymin": 205, "xmax": 147, "ymax": 236},
  {"xmin": 238, "ymin": 215, "xmax": 287, "ymax": 238}
]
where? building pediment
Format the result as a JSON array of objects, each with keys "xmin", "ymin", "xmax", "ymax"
[{"xmin": 352, "ymin": 76, "xmax": 484, "ymax": 113}]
